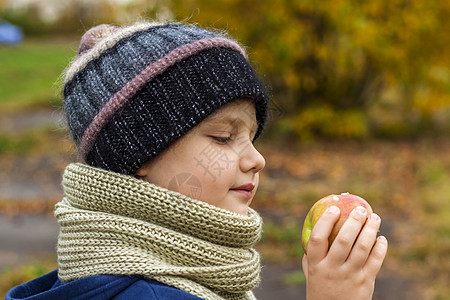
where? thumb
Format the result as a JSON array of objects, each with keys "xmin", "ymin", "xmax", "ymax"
[{"xmin": 302, "ymin": 254, "xmax": 309, "ymax": 281}]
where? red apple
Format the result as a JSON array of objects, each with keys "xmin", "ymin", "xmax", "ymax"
[{"xmin": 301, "ymin": 193, "xmax": 373, "ymax": 253}]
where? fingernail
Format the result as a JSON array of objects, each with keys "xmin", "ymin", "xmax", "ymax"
[
  {"xmin": 370, "ymin": 213, "xmax": 380, "ymax": 221},
  {"xmin": 378, "ymin": 236, "xmax": 387, "ymax": 243},
  {"xmin": 355, "ymin": 206, "xmax": 366, "ymax": 214},
  {"xmin": 326, "ymin": 206, "xmax": 339, "ymax": 214}
]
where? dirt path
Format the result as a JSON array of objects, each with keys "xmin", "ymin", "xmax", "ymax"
[{"xmin": 0, "ymin": 214, "xmax": 58, "ymax": 269}]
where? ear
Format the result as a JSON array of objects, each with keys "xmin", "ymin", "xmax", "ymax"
[{"xmin": 135, "ymin": 161, "xmax": 150, "ymax": 177}]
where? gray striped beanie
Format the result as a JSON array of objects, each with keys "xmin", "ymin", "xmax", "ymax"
[{"xmin": 64, "ymin": 22, "xmax": 269, "ymax": 175}]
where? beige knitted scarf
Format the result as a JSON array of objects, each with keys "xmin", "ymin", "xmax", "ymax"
[{"xmin": 55, "ymin": 163, "xmax": 262, "ymax": 300}]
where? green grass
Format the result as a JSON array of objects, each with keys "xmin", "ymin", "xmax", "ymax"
[
  {"xmin": 260, "ymin": 217, "xmax": 304, "ymax": 263},
  {"xmin": 0, "ymin": 124, "xmax": 69, "ymax": 155},
  {"xmin": 0, "ymin": 133, "xmax": 35, "ymax": 154},
  {"xmin": 0, "ymin": 39, "xmax": 75, "ymax": 110},
  {"xmin": 0, "ymin": 260, "xmax": 56, "ymax": 298}
]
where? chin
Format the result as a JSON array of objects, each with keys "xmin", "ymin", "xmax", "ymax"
[
  {"xmin": 233, "ymin": 205, "xmax": 249, "ymax": 215},
  {"xmin": 220, "ymin": 202, "xmax": 248, "ymax": 215}
]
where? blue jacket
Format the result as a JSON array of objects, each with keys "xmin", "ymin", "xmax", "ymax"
[{"xmin": 6, "ymin": 270, "xmax": 203, "ymax": 300}]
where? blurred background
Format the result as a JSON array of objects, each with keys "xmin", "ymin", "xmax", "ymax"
[{"xmin": 0, "ymin": 0, "xmax": 449, "ymax": 299}]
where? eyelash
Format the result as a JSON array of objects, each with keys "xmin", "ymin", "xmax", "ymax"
[{"xmin": 212, "ymin": 136, "xmax": 232, "ymax": 144}]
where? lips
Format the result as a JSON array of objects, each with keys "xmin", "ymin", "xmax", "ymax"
[{"xmin": 230, "ymin": 183, "xmax": 255, "ymax": 198}]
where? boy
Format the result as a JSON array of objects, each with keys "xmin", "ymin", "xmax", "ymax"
[{"xmin": 6, "ymin": 22, "xmax": 387, "ymax": 300}]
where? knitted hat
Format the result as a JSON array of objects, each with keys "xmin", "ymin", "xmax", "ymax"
[{"xmin": 64, "ymin": 22, "xmax": 269, "ymax": 175}]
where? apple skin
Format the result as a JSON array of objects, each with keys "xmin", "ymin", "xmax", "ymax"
[{"xmin": 301, "ymin": 193, "xmax": 373, "ymax": 253}]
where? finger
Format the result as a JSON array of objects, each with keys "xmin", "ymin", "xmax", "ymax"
[
  {"xmin": 364, "ymin": 235, "xmax": 388, "ymax": 276},
  {"xmin": 346, "ymin": 213, "xmax": 381, "ymax": 268},
  {"xmin": 328, "ymin": 206, "xmax": 368, "ymax": 264},
  {"xmin": 302, "ymin": 254, "xmax": 309, "ymax": 281},
  {"xmin": 306, "ymin": 206, "xmax": 340, "ymax": 264}
]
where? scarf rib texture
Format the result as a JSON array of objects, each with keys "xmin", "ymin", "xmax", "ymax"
[{"xmin": 55, "ymin": 163, "xmax": 262, "ymax": 299}]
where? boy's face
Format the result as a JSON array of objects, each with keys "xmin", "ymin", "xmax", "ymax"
[{"xmin": 136, "ymin": 99, "xmax": 265, "ymax": 215}]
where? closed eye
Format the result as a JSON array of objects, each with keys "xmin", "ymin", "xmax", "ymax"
[{"xmin": 211, "ymin": 136, "xmax": 232, "ymax": 144}]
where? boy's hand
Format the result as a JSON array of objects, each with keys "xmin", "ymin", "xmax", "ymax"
[{"xmin": 302, "ymin": 206, "xmax": 388, "ymax": 300}]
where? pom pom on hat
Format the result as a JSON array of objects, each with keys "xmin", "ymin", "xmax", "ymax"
[
  {"xmin": 77, "ymin": 24, "xmax": 120, "ymax": 55},
  {"xmin": 64, "ymin": 22, "xmax": 269, "ymax": 175}
]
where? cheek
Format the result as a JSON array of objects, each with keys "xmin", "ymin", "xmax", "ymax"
[
  {"xmin": 188, "ymin": 148, "xmax": 236, "ymax": 184},
  {"xmin": 193, "ymin": 167, "xmax": 236, "ymax": 204},
  {"xmin": 143, "ymin": 148, "xmax": 194, "ymax": 188},
  {"xmin": 167, "ymin": 172, "xmax": 203, "ymax": 199},
  {"xmin": 161, "ymin": 148, "xmax": 217, "ymax": 200}
]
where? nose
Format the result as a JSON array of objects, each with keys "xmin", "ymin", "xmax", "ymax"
[{"xmin": 240, "ymin": 142, "xmax": 265, "ymax": 173}]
